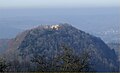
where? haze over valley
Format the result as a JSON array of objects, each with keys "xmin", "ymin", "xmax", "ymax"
[{"xmin": 0, "ymin": 7, "xmax": 119, "ymax": 43}]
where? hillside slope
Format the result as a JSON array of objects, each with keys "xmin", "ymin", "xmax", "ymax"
[{"xmin": 5, "ymin": 24, "xmax": 119, "ymax": 72}]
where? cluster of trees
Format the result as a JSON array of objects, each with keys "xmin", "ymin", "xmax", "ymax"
[
  {"xmin": 0, "ymin": 45, "xmax": 93, "ymax": 72},
  {"xmin": 0, "ymin": 57, "xmax": 8, "ymax": 72},
  {"xmin": 31, "ymin": 45, "xmax": 93, "ymax": 72}
]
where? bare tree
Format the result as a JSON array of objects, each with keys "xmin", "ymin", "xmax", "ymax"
[
  {"xmin": 54, "ymin": 45, "xmax": 92, "ymax": 72},
  {"xmin": 31, "ymin": 45, "xmax": 93, "ymax": 72}
]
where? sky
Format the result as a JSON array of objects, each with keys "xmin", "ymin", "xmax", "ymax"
[{"xmin": 0, "ymin": 0, "xmax": 119, "ymax": 9}]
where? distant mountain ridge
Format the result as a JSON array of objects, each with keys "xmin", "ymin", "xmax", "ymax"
[{"xmin": 3, "ymin": 23, "xmax": 119, "ymax": 72}]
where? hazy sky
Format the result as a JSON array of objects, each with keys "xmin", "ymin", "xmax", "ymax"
[{"xmin": 0, "ymin": 0, "xmax": 119, "ymax": 9}]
